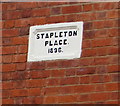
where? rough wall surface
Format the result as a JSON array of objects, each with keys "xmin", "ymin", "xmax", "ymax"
[{"xmin": 1, "ymin": 2, "xmax": 119, "ymax": 104}]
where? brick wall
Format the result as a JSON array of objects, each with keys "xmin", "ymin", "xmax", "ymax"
[{"xmin": 1, "ymin": 2, "xmax": 119, "ymax": 104}]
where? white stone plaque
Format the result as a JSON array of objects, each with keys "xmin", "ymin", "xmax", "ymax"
[{"xmin": 28, "ymin": 22, "xmax": 83, "ymax": 62}]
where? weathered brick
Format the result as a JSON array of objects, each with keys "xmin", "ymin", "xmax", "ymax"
[
  {"xmin": 10, "ymin": 89, "xmax": 28, "ymax": 97},
  {"xmin": 2, "ymin": 64, "xmax": 16, "ymax": 72},
  {"xmin": 60, "ymin": 77, "xmax": 79, "ymax": 85},
  {"xmin": 89, "ymin": 92, "xmax": 110, "ymax": 101},
  {"xmin": 2, "ymin": 29, "xmax": 19, "ymax": 37},
  {"xmin": 2, "ymin": 46, "xmax": 17, "ymax": 54},
  {"xmin": 43, "ymin": 96, "xmax": 58, "ymax": 104},
  {"xmin": 2, "ymin": 98, "xmax": 14, "ymax": 104},
  {"xmin": 12, "ymin": 54, "xmax": 27, "ymax": 63},
  {"xmin": 31, "ymin": 8, "xmax": 50, "ymax": 17},
  {"xmin": 28, "ymin": 88, "xmax": 41, "ymax": 96},
  {"xmin": 62, "ymin": 5, "xmax": 82, "ymax": 14}
]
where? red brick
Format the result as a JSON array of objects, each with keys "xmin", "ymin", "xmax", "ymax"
[
  {"xmin": 30, "ymin": 70, "xmax": 50, "ymax": 79},
  {"xmin": 110, "ymin": 92, "xmax": 119, "ymax": 100},
  {"xmin": 107, "ymin": 10, "xmax": 118, "ymax": 19},
  {"xmin": 2, "ymin": 64, "xmax": 16, "ymax": 72},
  {"xmin": 14, "ymin": 98, "xmax": 22, "ymax": 104},
  {"xmin": 104, "ymin": 74, "xmax": 112, "ymax": 82},
  {"xmin": 82, "ymin": 49, "xmax": 96, "ymax": 57},
  {"xmin": 95, "ymin": 84, "xmax": 105, "ymax": 92},
  {"xmin": 10, "ymin": 89, "xmax": 28, "ymax": 97},
  {"xmin": 58, "ymin": 95, "xmax": 77, "ymax": 103},
  {"xmin": 105, "ymin": 83, "xmax": 118, "ymax": 91},
  {"xmin": 93, "ymin": 2, "xmax": 118, "ymax": 11},
  {"xmin": 65, "ymin": 69, "xmax": 76, "ymax": 76},
  {"xmin": 37, "ymin": 2, "xmax": 49, "ymax": 8},
  {"xmin": 91, "ymin": 75, "xmax": 104, "ymax": 83},
  {"xmin": 18, "ymin": 45, "xmax": 28, "ymax": 53},
  {"xmin": 43, "ymin": 96, "xmax": 58, "ymax": 104},
  {"xmin": 11, "ymin": 36, "xmax": 28, "ymax": 45},
  {"xmin": 65, "ymin": 14, "xmax": 76, "ymax": 22},
  {"xmin": 107, "ymin": 46, "xmax": 118, "ymax": 55},
  {"xmin": 2, "ymin": 98, "xmax": 14, "ymax": 104},
  {"xmin": 47, "ymin": 15, "xmax": 65, "ymax": 24},
  {"xmin": 3, "ymin": 11, "xmax": 22, "ymax": 20},
  {"xmin": 45, "ymin": 60, "xmax": 60, "ymax": 69},
  {"xmin": 12, "ymin": 54, "xmax": 27, "ymax": 63},
  {"xmin": 27, "ymin": 61, "xmax": 45, "ymax": 70},
  {"xmin": 76, "ymin": 13, "xmax": 96, "ymax": 21},
  {"xmin": 78, "ymin": 94, "xmax": 90, "ymax": 102},
  {"xmin": 107, "ymin": 65, "xmax": 119, "ymax": 73},
  {"xmin": 29, "ymin": 71, "xmax": 41, "ymax": 79},
  {"xmin": 2, "ymin": 3, "xmax": 16, "ymax": 11},
  {"xmin": 21, "ymin": 9, "xmax": 31, "ymax": 18},
  {"xmin": 74, "ymin": 85, "xmax": 95, "ymax": 93},
  {"xmin": 15, "ymin": 18, "xmax": 30, "ymax": 27},
  {"xmin": 94, "ymin": 57, "xmax": 109, "ymax": 65},
  {"xmin": 105, "ymin": 100, "xmax": 119, "ymax": 104},
  {"xmin": 95, "ymin": 11, "xmax": 107, "ymax": 20},
  {"xmin": 0, "ymin": 21, "xmax": 3, "ymax": 29},
  {"xmin": 89, "ymin": 92, "xmax": 110, "ymax": 101},
  {"xmin": 59, "ymin": 86, "xmax": 74, "ymax": 94},
  {"xmin": 16, "ymin": 63, "xmax": 26, "ymax": 71},
  {"xmin": 60, "ymin": 77, "xmax": 79, "ymax": 85},
  {"xmin": 83, "ymin": 31, "xmax": 95, "ymax": 39},
  {"xmin": 28, "ymin": 88, "xmax": 41, "ymax": 96},
  {"xmin": 51, "ymin": 69, "xmax": 65, "ymax": 77},
  {"xmin": 43, "ymin": 87, "xmax": 60, "ymax": 95},
  {"xmin": 2, "ymin": 89, "xmax": 10, "ymax": 98},
  {"xmin": 2, "ymin": 46, "xmax": 17, "ymax": 54},
  {"xmin": 26, "ymin": 79, "xmax": 46, "ymax": 88},
  {"xmin": 84, "ymin": 22, "xmax": 93, "ymax": 30},
  {"xmin": 2, "ymin": 81, "xmax": 13, "ymax": 90},
  {"xmin": 2, "ymin": 72, "xmax": 12, "ymax": 81},
  {"xmin": 111, "ymin": 74, "xmax": 119, "ymax": 82},
  {"xmin": 108, "ymin": 55, "xmax": 118, "ymax": 64},
  {"xmin": 2, "ymin": 29, "xmax": 19, "ymax": 37},
  {"xmin": 62, "ymin": 5, "xmax": 82, "ymax": 14},
  {"xmin": 107, "ymin": 28, "xmax": 118, "ymax": 37},
  {"xmin": 93, "ymin": 20, "xmax": 117, "ymax": 29},
  {"xmin": 11, "ymin": 71, "xmax": 30, "ymax": 80},
  {"xmin": 102, "ymin": 2, "xmax": 118, "ymax": 10},
  {"xmin": 22, "ymin": 97, "xmax": 34, "ymax": 104},
  {"xmin": 59, "ymin": 59, "xmax": 80, "ymax": 68},
  {"xmin": 34, "ymin": 97, "xmax": 43, "ymax": 104},
  {"xmin": 31, "ymin": 8, "xmax": 50, "ymax": 17},
  {"xmin": 83, "ymin": 4, "xmax": 93, "ymax": 12},
  {"xmin": 48, "ymin": 2, "xmax": 67, "ymax": 6},
  {"xmin": 79, "ymin": 58, "xmax": 94, "ymax": 66},
  {"xmin": 82, "ymin": 40, "xmax": 91, "ymax": 48},
  {"xmin": 13, "ymin": 80, "xmax": 26, "ymax": 89},
  {"xmin": 4, "ymin": 20, "xmax": 15, "ymax": 28},
  {"xmin": 94, "ymin": 29, "xmax": 108, "ymax": 38},
  {"xmin": 47, "ymin": 78, "xmax": 60, "ymax": 86},
  {"xmin": 30, "ymin": 17, "xmax": 46, "ymax": 26},
  {"xmin": 2, "ymin": 38, "xmax": 12, "ymax": 46},
  {"xmin": 93, "ymin": 3, "xmax": 102, "ymax": 11},
  {"xmin": 16, "ymin": 2, "xmax": 37, "ymax": 9},
  {"xmin": 95, "ymin": 47, "xmax": 108, "ymax": 56},
  {"xmin": 51, "ymin": 7, "xmax": 61, "ymax": 15},
  {"xmin": 96, "ymin": 65, "xmax": 107, "ymax": 74},
  {"xmin": 19, "ymin": 27, "xmax": 29, "ymax": 36},
  {"xmin": 80, "ymin": 76, "xmax": 90, "ymax": 84},
  {"xmin": 15, "ymin": 17, "xmax": 46, "ymax": 27},
  {"xmin": 77, "ymin": 67, "xmax": 95, "ymax": 75},
  {"xmin": 2, "ymin": 55, "xmax": 12, "ymax": 63}
]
